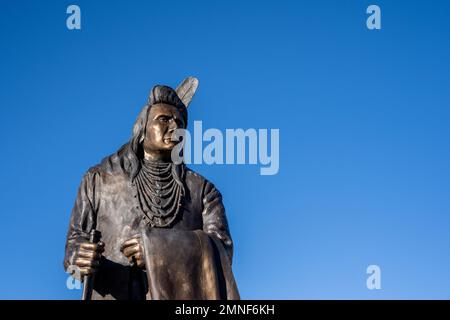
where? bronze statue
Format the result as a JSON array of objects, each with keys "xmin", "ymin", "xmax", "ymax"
[{"xmin": 64, "ymin": 77, "xmax": 240, "ymax": 300}]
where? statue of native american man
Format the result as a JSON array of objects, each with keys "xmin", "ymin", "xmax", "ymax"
[{"xmin": 64, "ymin": 77, "xmax": 239, "ymax": 300}]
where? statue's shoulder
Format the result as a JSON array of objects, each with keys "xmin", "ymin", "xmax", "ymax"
[
  {"xmin": 93, "ymin": 143, "xmax": 131, "ymax": 176},
  {"xmin": 81, "ymin": 146, "xmax": 129, "ymax": 181},
  {"xmin": 80, "ymin": 163, "xmax": 107, "ymax": 183},
  {"xmin": 183, "ymin": 167, "xmax": 219, "ymax": 191},
  {"xmin": 184, "ymin": 167, "xmax": 208, "ymax": 184}
]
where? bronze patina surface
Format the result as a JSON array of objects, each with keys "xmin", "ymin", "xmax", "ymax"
[{"xmin": 64, "ymin": 77, "xmax": 239, "ymax": 300}]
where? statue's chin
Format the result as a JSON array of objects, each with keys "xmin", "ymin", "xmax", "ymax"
[
  {"xmin": 163, "ymin": 144, "xmax": 173, "ymax": 148},
  {"xmin": 145, "ymin": 142, "xmax": 175, "ymax": 152},
  {"xmin": 162, "ymin": 141, "xmax": 177, "ymax": 149},
  {"xmin": 143, "ymin": 147, "xmax": 174, "ymax": 162}
]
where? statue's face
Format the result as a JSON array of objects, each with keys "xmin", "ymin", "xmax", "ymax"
[{"xmin": 143, "ymin": 103, "xmax": 185, "ymax": 156}]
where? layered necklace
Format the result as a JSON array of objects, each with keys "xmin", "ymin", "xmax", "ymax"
[{"xmin": 134, "ymin": 159, "xmax": 183, "ymax": 227}]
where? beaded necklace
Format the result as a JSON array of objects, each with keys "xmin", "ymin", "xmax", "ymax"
[{"xmin": 134, "ymin": 159, "xmax": 183, "ymax": 227}]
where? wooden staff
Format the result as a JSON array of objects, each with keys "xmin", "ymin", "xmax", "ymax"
[{"xmin": 82, "ymin": 229, "xmax": 100, "ymax": 300}]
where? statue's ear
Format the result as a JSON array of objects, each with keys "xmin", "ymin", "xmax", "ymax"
[{"xmin": 176, "ymin": 77, "xmax": 199, "ymax": 108}]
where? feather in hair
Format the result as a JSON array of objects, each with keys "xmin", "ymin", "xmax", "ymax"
[{"xmin": 175, "ymin": 77, "xmax": 199, "ymax": 108}]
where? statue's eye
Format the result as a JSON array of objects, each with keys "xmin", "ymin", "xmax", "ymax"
[{"xmin": 158, "ymin": 116, "xmax": 169, "ymax": 123}]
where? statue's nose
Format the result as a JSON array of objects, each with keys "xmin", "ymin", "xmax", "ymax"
[{"xmin": 168, "ymin": 119, "xmax": 179, "ymax": 132}]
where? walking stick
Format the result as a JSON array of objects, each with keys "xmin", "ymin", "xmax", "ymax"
[{"xmin": 82, "ymin": 229, "xmax": 101, "ymax": 300}]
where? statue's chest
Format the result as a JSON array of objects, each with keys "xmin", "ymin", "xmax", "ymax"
[{"xmin": 94, "ymin": 173, "xmax": 204, "ymax": 262}]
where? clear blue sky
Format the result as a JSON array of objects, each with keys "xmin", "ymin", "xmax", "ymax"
[{"xmin": 0, "ymin": 0, "xmax": 449, "ymax": 299}]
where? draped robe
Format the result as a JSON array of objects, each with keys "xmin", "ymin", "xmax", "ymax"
[{"xmin": 63, "ymin": 148, "xmax": 239, "ymax": 300}]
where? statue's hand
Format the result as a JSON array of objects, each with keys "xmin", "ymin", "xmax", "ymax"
[
  {"xmin": 120, "ymin": 237, "xmax": 145, "ymax": 268},
  {"xmin": 74, "ymin": 241, "xmax": 104, "ymax": 277}
]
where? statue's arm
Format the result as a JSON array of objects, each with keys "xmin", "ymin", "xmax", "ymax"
[
  {"xmin": 63, "ymin": 168, "xmax": 100, "ymax": 273},
  {"xmin": 201, "ymin": 181, "xmax": 234, "ymax": 264}
]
